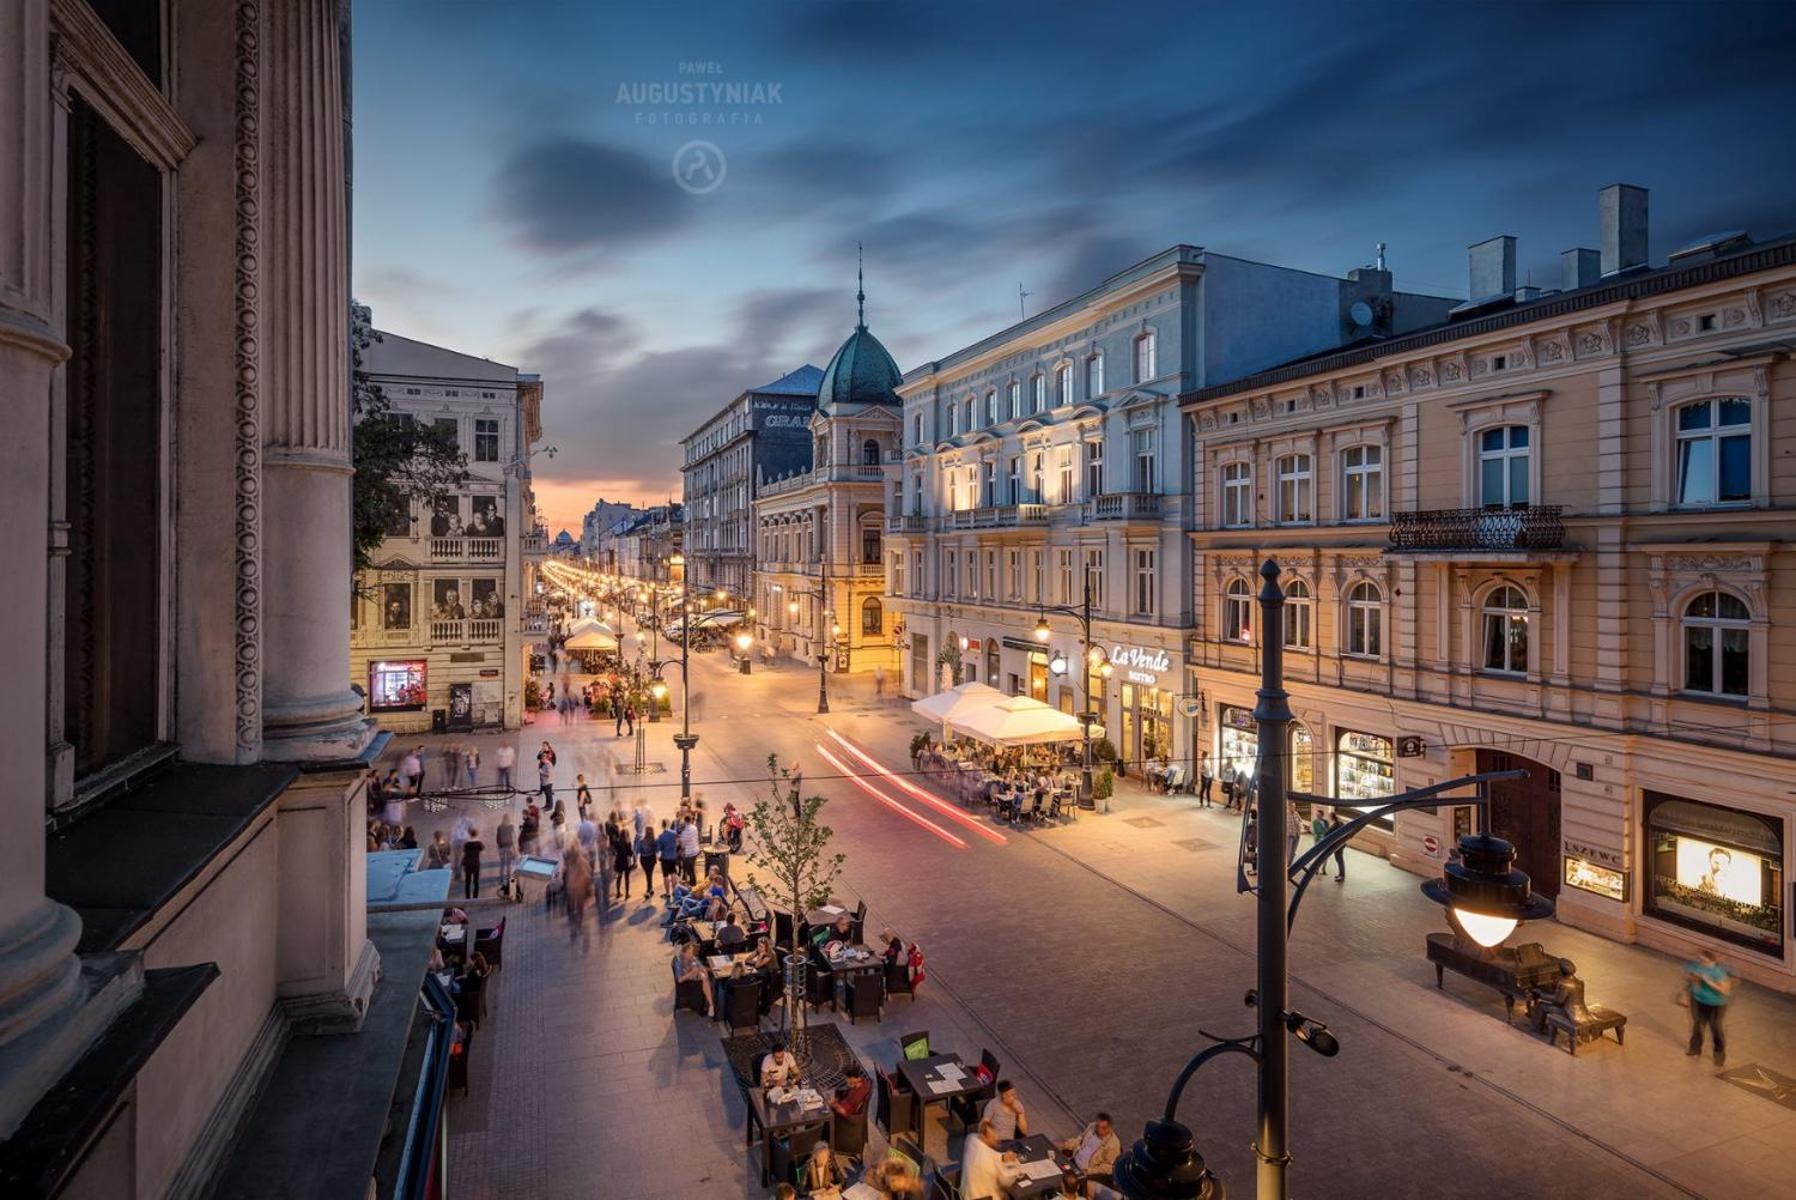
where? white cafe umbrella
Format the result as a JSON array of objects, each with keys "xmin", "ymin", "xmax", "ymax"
[
  {"xmin": 910, "ymin": 680, "xmax": 1005, "ymax": 733},
  {"xmin": 948, "ymin": 694, "xmax": 1094, "ymax": 748}
]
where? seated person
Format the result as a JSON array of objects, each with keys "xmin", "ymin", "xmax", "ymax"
[
  {"xmin": 830, "ymin": 912, "xmax": 855, "ymax": 943},
  {"xmin": 746, "ymin": 935, "xmax": 777, "ymax": 973},
  {"xmin": 880, "ymin": 931, "xmax": 906, "ymax": 966},
  {"xmin": 981, "ymin": 1080, "xmax": 1029, "ymax": 1140},
  {"xmin": 830, "ymin": 1060, "xmax": 872, "ymax": 1118},
  {"xmin": 760, "ymin": 1037, "xmax": 801, "ymax": 1088},
  {"xmin": 863, "ymin": 1153, "xmax": 923, "ymax": 1198},
  {"xmin": 1059, "ymin": 1111, "xmax": 1121, "ymax": 1182},
  {"xmin": 716, "ymin": 909, "xmax": 747, "ymax": 951},
  {"xmin": 672, "ymin": 942, "xmax": 713, "ymax": 1014},
  {"xmin": 799, "ymin": 1141, "xmax": 848, "ymax": 1197}
]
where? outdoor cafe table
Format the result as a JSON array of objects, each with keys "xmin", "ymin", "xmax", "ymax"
[
  {"xmin": 745, "ymin": 1084, "xmax": 831, "ymax": 1185},
  {"xmin": 815, "ymin": 944, "xmax": 882, "ymax": 1009},
  {"xmin": 803, "ymin": 901, "xmax": 852, "ymax": 930},
  {"xmin": 687, "ymin": 920, "xmax": 720, "ymax": 953},
  {"xmin": 1004, "ymin": 1134, "xmax": 1069, "ymax": 1198},
  {"xmin": 897, "ymin": 1052, "xmax": 985, "ymax": 1155}
]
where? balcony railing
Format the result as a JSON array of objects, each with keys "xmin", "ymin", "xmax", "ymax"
[
  {"xmin": 1387, "ymin": 505, "xmax": 1565, "ymax": 551},
  {"xmin": 430, "ymin": 619, "xmax": 463, "ymax": 643},
  {"xmin": 469, "ymin": 618, "xmax": 502, "ymax": 643},
  {"xmin": 887, "ymin": 514, "xmax": 929, "ymax": 534},
  {"xmin": 431, "ymin": 536, "xmax": 504, "ymax": 562},
  {"xmin": 945, "ymin": 504, "xmax": 1050, "ymax": 530},
  {"xmin": 522, "ymin": 531, "xmax": 547, "ymax": 555},
  {"xmin": 1086, "ymin": 492, "xmax": 1161, "ymax": 522}
]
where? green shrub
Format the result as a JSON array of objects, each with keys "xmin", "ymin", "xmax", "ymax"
[
  {"xmin": 524, "ymin": 679, "xmax": 542, "ymax": 711},
  {"xmin": 1094, "ymin": 768, "xmax": 1114, "ymax": 801},
  {"xmin": 1092, "ymin": 737, "xmax": 1118, "ymax": 763}
]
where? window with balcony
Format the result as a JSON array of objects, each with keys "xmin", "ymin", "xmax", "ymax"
[
  {"xmin": 1682, "ymin": 589, "xmax": 1749, "ymax": 697},
  {"xmin": 1133, "ymin": 548, "xmax": 1156, "ymax": 617},
  {"xmin": 1345, "ymin": 581, "xmax": 1384, "ymax": 659},
  {"xmin": 1087, "ymin": 352, "xmax": 1104, "ymax": 399},
  {"xmin": 1220, "ymin": 462, "xmax": 1252, "ymax": 527},
  {"xmin": 1057, "ymin": 446, "xmax": 1075, "ymax": 503},
  {"xmin": 861, "ymin": 525, "xmax": 881, "ymax": 565},
  {"xmin": 1276, "ymin": 453, "xmax": 1312, "ymax": 523},
  {"xmin": 982, "ymin": 459, "xmax": 997, "ymax": 507},
  {"xmin": 863, "ymin": 438, "xmax": 881, "ymax": 466},
  {"xmin": 1481, "ymin": 585, "xmax": 1529, "ymax": 675},
  {"xmin": 1007, "ymin": 456, "xmax": 1021, "ymax": 504},
  {"xmin": 1030, "ymin": 452, "xmax": 1045, "ymax": 502},
  {"xmin": 1674, "ymin": 398, "xmax": 1751, "ymax": 507},
  {"xmin": 1283, "ymin": 579, "xmax": 1312, "ymax": 650},
  {"xmin": 1223, "ymin": 577, "xmax": 1253, "ymax": 643},
  {"xmin": 474, "ymin": 418, "xmax": 500, "ymax": 462},
  {"xmin": 1132, "ymin": 428, "xmax": 1157, "ymax": 492},
  {"xmin": 1056, "ymin": 363, "xmax": 1074, "ymax": 407},
  {"xmin": 1084, "ymin": 441, "xmax": 1105, "ymax": 498},
  {"xmin": 1478, "ymin": 425, "xmax": 1530, "ymax": 510},
  {"xmin": 1341, "ymin": 445, "xmax": 1384, "ymax": 520},
  {"xmin": 1134, "ymin": 329, "xmax": 1158, "ymax": 382}
]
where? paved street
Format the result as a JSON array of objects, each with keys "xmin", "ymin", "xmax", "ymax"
[{"xmin": 396, "ymin": 626, "xmax": 1796, "ymax": 1200}]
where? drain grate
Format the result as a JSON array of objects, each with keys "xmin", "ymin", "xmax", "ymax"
[
  {"xmin": 1123, "ymin": 816, "xmax": 1165, "ymax": 829},
  {"xmin": 1718, "ymin": 1064, "xmax": 1796, "ymax": 1111},
  {"xmin": 1173, "ymin": 837, "xmax": 1216, "ymax": 851}
]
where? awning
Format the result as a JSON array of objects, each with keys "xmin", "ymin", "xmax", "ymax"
[
  {"xmin": 947, "ymin": 694, "xmax": 1093, "ymax": 747},
  {"xmin": 564, "ymin": 627, "xmax": 619, "ymax": 651},
  {"xmin": 910, "ymin": 680, "xmax": 1005, "ymax": 725}
]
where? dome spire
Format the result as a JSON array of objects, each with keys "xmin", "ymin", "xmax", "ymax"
[{"xmin": 856, "ymin": 241, "xmax": 866, "ymax": 329}]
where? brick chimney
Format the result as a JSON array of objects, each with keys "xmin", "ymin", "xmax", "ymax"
[{"xmin": 1599, "ymin": 184, "xmax": 1648, "ymax": 276}]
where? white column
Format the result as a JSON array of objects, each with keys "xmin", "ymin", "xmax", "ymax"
[{"xmin": 258, "ymin": 0, "xmax": 374, "ymax": 761}]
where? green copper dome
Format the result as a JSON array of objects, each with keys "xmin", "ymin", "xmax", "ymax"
[{"xmin": 817, "ymin": 322, "xmax": 902, "ymax": 411}]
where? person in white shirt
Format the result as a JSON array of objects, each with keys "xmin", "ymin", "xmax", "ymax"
[
  {"xmin": 400, "ymin": 748, "xmax": 423, "ymax": 794},
  {"xmin": 980, "ymin": 1080, "xmax": 1028, "ymax": 1140},
  {"xmin": 1060, "ymin": 1112, "xmax": 1122, "ymax": 1183},
  {"xmin": 760, "ymin": 1040, "xmax": 800, "ymax": 1088},
  {"xmin": 495, "ymin": 743, "xmax": 516, "ymax": 792},
  {"xmin": 677, "ymin": 817, "xmax": 701, "ymax": 883}
]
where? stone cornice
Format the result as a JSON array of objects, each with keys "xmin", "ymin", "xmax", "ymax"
[{"xmin": 51, "ymin": 0, "xmax": 195, "ymax": 169}]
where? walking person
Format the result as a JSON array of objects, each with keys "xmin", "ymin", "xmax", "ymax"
[
  {"xmin": 575, "ymin": 774, "xmax": 593, "ymax": 818},
  {"xmin": 464, "ymin": 744, "xmax": 480, "ymax": 790},
  {"xmin": 1327, "ymin": 809, "xmax": 1347, "ymax": 881},
  {"xmin": 1684, "ymin": 949, "xmax": 1735, "ymax": 1065},
  {"xmin": 611, "ymin": 814, "xmax": 636, "ymax": 900},
  {"xmin": 874, "ymin": 664, "xmax": 886, "ymax": 697},
  {"xmin": 637, "ymin": 824, "xmax": 658, "ymax": 901},
  {"xmin": 495, "ymin": 811, "xmax": 517, "ymax": 889},
  {"xmin": 444, "ymin": 741, "xmax": 462, "ymax": 790},
  {"xmin": 612, "ymin": 693, "xmax": 624, "ymax": 737},
  {"xmin": 401, "ymin": 745, "xmax": 424, "ymax": 795},
  {"xmin": 1286, "ymin": 800, "xmax": 1303, "ymax": 866},
  {"xmin": 677, "ymin": 813, "xmax": 701, "ymax": 884},
  {"xmin": 1311, "ymin": 807, "xmax": 1332, "ymax": 876},
  {"xmin": 538, "ymin": 755, "xmax": 555, "ymax": 808},
  {"xmin": 657, "ymin": 820, "xmax": 679, "ymax": 900},
  {"xmin": 1220, "ymin": 762, "xmax": 1238, "ymax": 811},
  {"xmin": 1198, "ymin": 751, "xmax": 1214, "ymax": 807},
  {"xmin": 624, "ymin": 702, "xmax": 637, "ymax": 737},
  {"xmin": 461, "ymin": 827, "xmax": 485, "ymax": 899},
  {"xmin": 495, "ymin": 743, "xmax": 515, "ymax": 794},
  {"xmin": 520, "ymin": 800, "xmax": 541, "ymax": 856}
]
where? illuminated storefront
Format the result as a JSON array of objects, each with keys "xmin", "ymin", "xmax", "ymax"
[
  {"xmin": 1644, "ymin": 792, "xmax": 1786, "ymax": 957},
  {"xmin": 1218, "ymin": 704, "xmax": 1257, "ymax": 783},
  {"xmin": 1335, "ymin": 729, "xmax": 1395, "ymax": 827},
  {"xmin": 369, "ymin": 660, "xmax": 428, "ymax": 712}
]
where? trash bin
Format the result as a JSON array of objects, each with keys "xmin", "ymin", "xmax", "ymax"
[{"xmin": 431, "ymin": 708, "xmax": 447, "ymax": 733}]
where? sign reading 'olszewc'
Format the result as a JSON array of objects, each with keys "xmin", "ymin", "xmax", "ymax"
[{"xmin": 1109, "ymin": 644, "xmax": 1172, "ymax": 682}]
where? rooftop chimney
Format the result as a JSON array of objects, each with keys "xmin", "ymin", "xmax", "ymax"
[
  {"xmin": 1599, "ymin": 184, "xmax": 1648, "ymax": 276},
  {"xmin": 1562, "ymin": 247, "xmax": 1600, "ymax": 291},
  {"xmin": 1468, "ymin": 235, "xmax": 1516, "ymax": 299}
]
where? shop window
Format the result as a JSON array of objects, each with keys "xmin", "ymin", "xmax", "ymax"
[
  {"xmin": 1217, "ymin": 704, "xmax": 1257, "ymax": 786},
  {"xmin": 1283, "ymin": 579, "xmax": 1312, "ymax": 650},
  {"xmin": 1673, "ymin": 398, "xmax": 1751, "ymax": 508},
  {"xmin": 1481, "ymin": 585, "xmax": 1529, "ymax": 675},
  {"xmin": 1344, "ymin": 581, "xmax": 1384, "ymax": 658},
  {"xmin": 1644, "ymin": 792, "xmax": 1784, "ymax": 955},
  {"xmin": 1342, "ymin": 444, "xmax": 1383, "ymax": 520},
  {"xmin": 1681, "ymin": 589, "xmax": 1750, "ymax": 697},
  {"xmin": 369, "ymin": 660, "xmax": 427, "ymax": 711},
  {"xmin": 1336, "ymin": 730, "xmax": 1395, "ymax": 829},
  {"xmin": 861, "ymin": 596, "xmax": 883, "ymax": 635},
  {"xmin": 1222, "ymin": 578, "xmax": 1253, "ymax": 643}
]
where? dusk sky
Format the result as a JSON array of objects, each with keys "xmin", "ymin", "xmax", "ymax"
[{"xmin": 351, "ymin": 0, "xmax": 1796, "ymax": 535}]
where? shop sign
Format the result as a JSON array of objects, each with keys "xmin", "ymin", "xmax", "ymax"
[
  {"xmin": 1219, "ymin": 704, "xmax": 1256, "ymax": 732},
  {"xmin": 1339, "ymin": 729, "xmax": 1393, "ymax": 759},
  {"xmin": 1562, "ymin": 839, "xmax": 1624, "ymax": 869},
  {"xmin": 1422, "ymin": 834, "xmax": 1440, "ymax": 856},
  {"xmin": 1108, "ymin": 644, "xmax": 1171, "ymax": 681},
  {"xmin": 966, "ymin": 638, "xmax": 982, "ymax": 653},
  {"xmin": 479, "ymin": 668, "xmax": 500, "ymax": 678},
  {"xmin": 1564, "ymin": 856, "xmax": 1628, "ymax": 903}
]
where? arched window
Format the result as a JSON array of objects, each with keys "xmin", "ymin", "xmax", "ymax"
[
  {"xmin": 1134, "ymin": 329, "xmax": 1158, "ymax": 382},
  {"xmin": 861, "ymin": 596, "xmax": 883, "ymax": 635},
  {"xmin": 1222, "ymin": 577, "xmax": 1253, "ymax": 643},
  {"xmin": 1086, "ymin": 352, "xmax": 1105, "ymax": 398},
  {"xmin": 1283, "ymin": 579, "xmax": 1312, "ymax": 650},
  {"xmin": 1675, "ymin": 398, "xmax": 1752, "ymax": 506},
  {"xmin": 1478, "ymin": 425, "xmax": 1530, "ymax": 509},
  {"xmin": 1682, "ymin": 589, "xmax": 1749, "ymax": 696},
  {"xmin": 1345, "ymin": 581, "xmax": 1383, "ymax": 658},
  {"xmin": 1481, "ymin": 585, "xmax": 1529, "ymax": 674},
  {"xmin": 862, "ymin": 438, "xmax": 880, "ymax": 466}
]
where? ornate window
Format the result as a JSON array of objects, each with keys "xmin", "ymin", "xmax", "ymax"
[
  {"xmin": 1283, "ymin": 579, "xmax": 1312, "ymax": 650},
  {"xmin": 1084, "ymin": 440, "xmax": 1104, "ymax": 499},
  {"xmin": 862, "ymin": 596, "xmax": 883, "ymax": 635},
  {"xmin": 1134, "ymin": 329, "xmax": 1158, "ymax": 382},
  {"xmin": 1133, "ymin": 548, "xmax": 1156, "ymax": 617},
  {"xmin": 1222, "ymin": 578, "xmax": 1253, "ymax": 643},
  {"xmin": 985, "ymin": 390, "xmax": 999, "ymax": 425},
  {"xmin": 1132, "ymin": 428, "xmax": 1157, "ymax": 492},
  {"xmin": 1341, "ymin": 444, "xmax": 1383, "ymax": 520},
  {"xmin": 1481, "ymin": 585, "xmax": 1529, "ymax": 675},
  {"xmin": 1345, "ymin": 582, "xmax": 1384, "ymax": 659},
  {"xmin": 1220, "ymin": 462, "xmax": 1252, "ymax": 528},
  {"xmin": 1055, "ymin": 363, "xmax": 1074, "ymax": 407},
  {"xmin": 1275, "ymin": 453, "xmax": 1312, "ymax": 523},
  {"xmin": 1477, "ymin": 425, "xmax": 1530, "ymax": 509},
  {"xmin": 963, "ymin": 396, "xmax": 976, "ymax": 430},
  {"xmin": 1086, "ymin": 352, "xmax": 1105, "ymax": 398},
  {"xmin": 1682, "ymin": 589, "xmax": 1750, "ymax": 697},
  {"xmin": 862, "ymin": 438, "xmax": 880, "ymax": 465},
  {"xmin": 1007, "ymin": 381, "xmax": 1021, "ymax": 420},
  {"xmin": 1674, "ymin": 398, "xmax": 1751, "ymax": 507}
]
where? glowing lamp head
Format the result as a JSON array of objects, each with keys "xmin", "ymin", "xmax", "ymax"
[
  {"xmin": 735, "ymin": 632, "xmax": 753, "ymax": 651},
  {"xmin": 1099, "ymin": 661, "xmax": 1115, "ymax": 679},
  {"xmin": 1421, "ymin": 832, "xmax": 1554, "ymax": 949},
  {"xmin": 668, "ymin": 552, "xmax": 685, "ymax": 567},
  {"xmin": 715, "ymin": 588, "xmax": 727, "ymax": 601},
  {"xmin": 1048, "ymin": 651, "xmax": 1068, "ymax": 676},
  {"xmin": 788, "ymin": 600, "xmax": 800, "ymax": 617},
  {"xmin": 831, "ymin": 622, "xmax": 841, "ymax": 636},
  {"xmin": 1452, "ymin": 911, "xmax": 1519, "ymax": 949},
  {"xmin": 1033, "ymin": 615, "xmax": 1051, "ymax": 642},
  {"xmin": 958, "ymin": 636, "xmax": 970, "ymax": 652},
  {"xmin": 651, "ymin": 680, "xmax": 669, "ymax": 700}
]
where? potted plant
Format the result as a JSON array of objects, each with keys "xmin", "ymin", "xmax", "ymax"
[
  {"xmin": 743, "ymin": 755, "xmax": 846, "ymax": 1041},
  {"xmin": 1094, "ymin": 767, "xmax": 1115, "ymax": 803}
]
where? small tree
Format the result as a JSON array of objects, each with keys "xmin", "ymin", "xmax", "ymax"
[{"xmin": 744, "ymin": 755, "xmax": 845, "ymax": 1037}]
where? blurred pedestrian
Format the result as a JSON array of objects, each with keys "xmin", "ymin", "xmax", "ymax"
[
  {"xmin": 496, "ymin": 811, "xmax": 517, "ymax": 887},
  {"xmin": 1684, "ymin": 949, "xmax": 1735, "ymax": 1065},
  {"xmin": 464, "ymin": 744, "xmax": 480, "ymax": 789},
  {"xmin": 495, "ymin": 743, "xmax": 516, "ymax": 793},
  {"xmin": 444, "ymin": 741, "xmax": 462, "ymax": 789},
  {"xmin": 637, "ymin": 823, "xmax": 658, "ymax": 900},
  {"xmin": 461, "ymin": 827, "xmax": 484, "ymax": 899},
  {"xmin": 1328, "ymin": 810, "xmax": 1346, "ymax": 882}
]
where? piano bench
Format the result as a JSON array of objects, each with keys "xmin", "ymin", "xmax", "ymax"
[{"xmin": 1541, "ymin": 1007, "xmax": 1627, "ymax": 1056}]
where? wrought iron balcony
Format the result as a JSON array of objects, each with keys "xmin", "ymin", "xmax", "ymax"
[
  {"xmin": 1387, "ymin": 505, "xmax": 1565, "ymax": 552},
  {"xmin": 1086, "ymin": 492, "xmax": 1162, "ymax": 522}
]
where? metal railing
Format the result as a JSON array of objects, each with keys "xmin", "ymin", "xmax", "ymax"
[{"xmin": 1387, "ymin": 505, "xmax": 1565, "ymax": 551}]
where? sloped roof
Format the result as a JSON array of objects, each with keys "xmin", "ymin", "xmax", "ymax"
[
  {"xmin": 365, "ymin": 329, "xmax": 519, "ymax": 384},
  {"xmin": 754, "ymin": 364, "xmax": 826, "ymax": 396},
  {"xmin": 818, "ymin": 324, "xmax": 903, "ymax": 412}
]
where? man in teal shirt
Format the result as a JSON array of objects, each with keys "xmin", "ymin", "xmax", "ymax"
[{"xmin": 1685, "ymin": 949, "xmax": 1735, "ymax": 1064}]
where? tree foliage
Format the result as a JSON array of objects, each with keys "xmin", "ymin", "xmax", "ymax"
[
  {"xmin": 350, "ymin": 301, "xmax": 468, "ymax": 577},
  {"xmin": 744, "ymin": 754, "xmax": 846, "ymax": 965}
]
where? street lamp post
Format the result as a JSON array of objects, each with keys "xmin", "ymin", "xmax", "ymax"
[
  {"xmin": 1111, "ymin": 558, "xmax": 1555, "ymax": 1200},
  {"xmin": 645, "ymin": 552, "xmax": 697, "ymax": 801},
  {"xmin": 1034, "ymin": 570, "xmax": 1109, "ymax": 808}
]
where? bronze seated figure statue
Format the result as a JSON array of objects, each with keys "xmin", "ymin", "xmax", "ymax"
[{"xmin": 1527, "ymin": 958, "xmax": 1628, "ymax": 1054}]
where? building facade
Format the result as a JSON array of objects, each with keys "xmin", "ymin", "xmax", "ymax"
[
  {"xmin": 0, "ymin": 2, "xmax": 448, "ymax": 1195},
  {"xmin": 755, "ymin": 298, "xmax": 904, "ymax": 673},
  {"xmin": 580, "ymin": 499, "xmax": 637, "ymax": 560},
  {"xmin": 616, "ymin": 503, "xmax": 685, "ymax": 582},
  {"xmin": 681, "ymin": 365, "xmax": 822, "ymax": 597},
  {"xmin": 1182, "ymin": 188, "xmax": 1796, "ymax": 989},
  {"xmin": 350, "ymin": 330, "xmax": 546, "ymax": 733},
  {"xmin": 888, "ymin": 245, "xmax": 1453, "ymax": 772}
]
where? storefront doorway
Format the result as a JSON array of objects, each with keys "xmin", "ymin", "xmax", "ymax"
[
  {"xmin": 1476, "ymin": 749, "xmax": 1561, "ymax": 898},
  {"xmin": 1028, "ymin": 653, "xmax": 1049, "ymax": 701},
  {"xmin": 1122, "ymin": 684, "xmax": 1172, "ymax": 767}
]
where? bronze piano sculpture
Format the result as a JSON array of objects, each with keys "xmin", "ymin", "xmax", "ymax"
[
  {"xmin": 1425, "ymin": 932, "xmax": 1563, "ymax": 1021},
  {"xmin": 1527, "ymin": 959, "xmax": 1628, "ymax": 1055}
]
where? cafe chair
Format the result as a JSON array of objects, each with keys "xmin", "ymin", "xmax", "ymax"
[
  {"xmin": 773, "ymin": 908, "xmax": 797, "ymax": 950},
  {"xmin": 949, "ymin": 1049, "xmax": 999, "ymax": 1132},
  {"xmin": 672, "ymin": 961, "xmax": 710, "ymax": 1017},
  {"xmin": 472, "ymin": 916, "xmax": 505, "ymax": 971},
  {"xmin": 930, "ymin": 1169, "xmax": 967, "ymax": 1200},
  {"xmin": 875, "ymin": 1068, "xmax": 917, "ymax": 1142},
  {"xmin": 804, "ymin": 964, "xmax": 835, "ymax": 1012},
  {"xmin": 898, "ymin": 1030, "xmax": 931, "ymax": 1060},
  {"xmin": 723, "ymin": 978, "xmax": 763, "ymax": 1033},
  {"xmin": 447, "ymin": 1022, "xmax": 473, "ymax": 1097},
  {"xmin": 884, "ymin": 959, "xmax": 915, "ymax": 1004},
  {"xmin": 830, "ymin": 1104, "xmax": 869, "ymax": 1163},
  {"xmin": 846, "ymin": 972, "xmax": 884, "ymax": 1025},
  {"xmin": 768, "ymin": 1124, "xmax": 825, "ymax": 1189}
]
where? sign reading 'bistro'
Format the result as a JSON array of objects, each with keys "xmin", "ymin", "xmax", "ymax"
[{"xmin": 1109, "ymin": 644, "xmax": 1171, "ymax": 683}]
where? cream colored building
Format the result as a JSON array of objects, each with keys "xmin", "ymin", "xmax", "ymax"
[
  {"xmin": 350, "ymin": 329, "xmax": 548, "ymax": 733},
  {"xmin": 755, "ymin": 299, "xmax": 904, "ymax": 673},
  {"xmin": 1183, "ymin": 187, "xmax": 1796, "ymax": 989}
]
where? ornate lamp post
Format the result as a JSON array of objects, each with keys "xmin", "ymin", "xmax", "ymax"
[
  {"xmin": 1033, "ymin": 569, "xmax": 1109, "ymax": 807},
  {"xmin": 645, "ymin": 551, "xmax": 697, "ymax": 800},
  {"xmin": 1111, "ymin": 559, "xmax": 1555, "ymax": 1200}
]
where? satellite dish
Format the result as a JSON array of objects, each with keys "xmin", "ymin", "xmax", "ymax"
[{"xmin": 1350, "ymin": 300, "xmax": 1375, "ymax": 328}]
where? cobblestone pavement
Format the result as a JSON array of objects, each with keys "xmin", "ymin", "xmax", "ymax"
[{"xmin": 389, "ymin": 624, "xmax": 1796, "ymax": 1200}]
